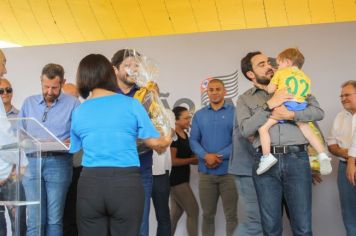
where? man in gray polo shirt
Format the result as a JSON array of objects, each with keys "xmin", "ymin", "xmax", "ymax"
[
  {"xmin": 236, "ymin": 51, "xmax": 324, "ymax": 236},
  {"xmin": 228, "ymin": 113, "xmax": 262, "ymax": 236}
]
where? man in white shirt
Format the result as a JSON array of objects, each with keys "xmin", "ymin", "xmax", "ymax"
[
  {"xmin": 327, "ymin": 80, "xmax": 356, "ymax": 236},
  {"xmin": 0, "ymin": 49, "xmax": 15, "ymax": 147}
]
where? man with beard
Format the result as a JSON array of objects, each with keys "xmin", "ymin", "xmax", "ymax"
[
  {"xmin": 19, "ymin": 63, "xmax": 80, "ymax": 236},
  {"xmin": 237, "ymin": 51, "xmax": 324, "ymax": 236},
  {"xmin": 111, "ymin": 49, "xmax": 159, "ymax": 236},
  {"xmin": 190, "ymin": 79, "xmax": 238, "ymax": 236}
]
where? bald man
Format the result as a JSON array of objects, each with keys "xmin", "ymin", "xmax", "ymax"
[
  {"xmin": 0, "ymin": 78, "xmax": 18, "ymax": 117},
  {"xmin": 0, "ymin": 49, "xmax": 13, "ymax": 145},
  {"xmin": 62, "ymin": 83, "xmax": 79, "ymax": 98},
  {"xmin": 0, "ymin": 49, "xmax": 27, "ymax": 236},
  {"xmin": 0, "ymin": 49, "xmax": 8, "ymax": 116}
]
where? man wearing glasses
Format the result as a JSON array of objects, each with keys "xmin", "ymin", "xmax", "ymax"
[
  {"xmin": 327, "ymin": 80, "xmax": 356, "ymax": 236},
  {"xmin": 0, "ymin": 78, "xmax": 18, "ymax": 118},
  {"xmin": 19, "ymin": 64, "xmax": 80, "ymax": 236}
]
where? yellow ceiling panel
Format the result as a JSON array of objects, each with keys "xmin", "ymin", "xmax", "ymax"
[
  {"xmin": 46, "ymin": 0, "xmax": 84, "ymax": 42},
  {"xmin": 110, "ymin": 0, "xmax": 150, "ymax": 37},
  {"xmin": 0, "ymin": 0, "xmax": 355, "ymax": 47},
  {"xmin": 284, "ymin": 0, "xmax": 312, "ymax": 25},
  {"xmin": 264, "ymin": 0, "xmax": 289, "ymax": 27},
  {"xmin": 216, "ymin": 0, "xmax": 246, "ymax": 30},
  {"xmin": 334, "ymin": 0, "xmax": 356, "ymax": 21},
  {"xmin": 0, "ymin": 23, "xmax": 12, "ymax": 43},
  {"xmin": 190, "ymin": 0, "xmax": 221, "ymax": 31},
  {"xmin": 243, "ymin": 0, "xmax": 268, "ymax": 28},
  {"xmin": 164, "ymin": 0, "xmax": 198, "ymax": 33},
  {"xmin": 0, "ymin": 0, "xmax": 30, "ymax": 45},
  {"xmin": 29, "ymin": 0, "xmax": 67, "ymax": 45},
  {"xmin": 89, "ymin": 0, "xmax": 126, "ymax": 39},
  {"xmin": 66, "ymin": 0, "xmax": 105, "ymax": 41},
  {"xmin": 308, "ymin": 0, "xmax": 335, "ymax": 24},
  {"xmin": 138, "ymin": 0, "xmax": 174, "ymax": 35},
  {"xmin": 8, "ymin": 0, "xmax": 48, "ymax": 45}
]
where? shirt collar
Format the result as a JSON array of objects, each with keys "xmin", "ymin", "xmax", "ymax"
[
  {"xmin": 6, "ymin": 106, "xmax": 18, "ymax": 115},
  {"xmin": 207, "ymin": 101, "xmax": 228, "ymax": 110},
  {"xmin": 116, "ymin": 84, "xmax": 140, "ymax": 95},
  {"xmin": 39, "ymin": 92, "xmax": 64, "ymax": 106}
]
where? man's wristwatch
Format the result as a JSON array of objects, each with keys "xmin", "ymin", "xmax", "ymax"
[{"xmin": 262, "ymin": 102, "xmax": 272, "ymax": 112}]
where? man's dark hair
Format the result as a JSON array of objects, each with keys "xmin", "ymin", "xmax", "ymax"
[
  {"xmin": 172, "ymin": 106, "xmax": 188, "ymax": 121},
  {"xmin": 77, "ymin": 54, "xmax": 118, "ymax": 99},
  {"xmin": 111, "ymin": 49, "xmax": 141, "ymax": 67},
  {"xmin": 241, "ymin": 51, "xmax": 262, "ymax": 80},
  {"xmin": 42, "ymin": 63, "xmax": 65, "ymax": 81}
]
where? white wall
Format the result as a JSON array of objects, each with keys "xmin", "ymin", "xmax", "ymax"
[{"xmin": 3, "ymin": 21, "xmax": 356, "ymax": 236}]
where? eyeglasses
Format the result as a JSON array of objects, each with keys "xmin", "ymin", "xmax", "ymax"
[
  {"xmin": 42, "ymin": 106, "xmax": 51, "ymax": 122},
  {"xmin": 340, "ymin": 93, "xmax": 356, "ymax": 99},
  {"xmin": 0, "ymin": 87, "xmax": 13, "ymax": 95}
]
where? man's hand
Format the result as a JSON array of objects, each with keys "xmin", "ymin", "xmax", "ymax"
[
  {"xmin": 312, "ymin": 173, "xmax": 323, "ymax": 185},
  {"xmin": 63, "ymin": 138, "xmax": 70, "ymax": 147},
  {"xmin": 267, "ymin": 88, "xmax": 294, "ymax": 109},
  {"xmin": 347, "ymin": 158, "xmax": 356, "ymax": 186},
  {"xmin": 270, "ymin": 105, "xmax": 295, "ymax": 121},
  {"xmin": 204, "ymin": 153, "xmax": 222, "ymax": 168}
]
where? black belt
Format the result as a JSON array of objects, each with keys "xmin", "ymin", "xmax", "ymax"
[
  {"xmin": 27, "ymin": 151, "xmax": 68, "ymax": 158},
  {"xmin": 256, "ymin": 144, "xmax": 307, "ymax": 154}
]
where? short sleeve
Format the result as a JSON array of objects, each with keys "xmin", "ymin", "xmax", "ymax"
[
  {"xmin": 132, "ymin": 99, "xmax": 160, "ymax": 139},
  {"xmin": 69, "ymin": 112, "xmax": 82, "ymax": 153},
  {"xmin": 171, "ymin": 139, "xmax": 178, "ymax": 148},
  {"xmin": 270, "ymin": 71, "xmax": 280, "ymax": 85},
  {"xmin": 349, "ymin": 129, "xmax": 356, "ymax": 157},
  {"xmin": 326, "ymin": 117, "xmax": 338, "ymax": 146}
]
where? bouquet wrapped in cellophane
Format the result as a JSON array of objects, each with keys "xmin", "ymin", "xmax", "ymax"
[
  {"xmin": 123, "ymin": 49, "xmax": 172, "ymax": 154},
  {"xmin": 307, "ymin": 121, "xmax": 325, "ymax": 174}
]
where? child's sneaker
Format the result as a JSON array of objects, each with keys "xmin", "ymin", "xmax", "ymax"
[
  {"xmin": 256, "ymin": 153, "xmax": 278, "ymax": 175},
  {"xmin": 318, "ymin": 152, "xmax": 332, "ymax": 175}
]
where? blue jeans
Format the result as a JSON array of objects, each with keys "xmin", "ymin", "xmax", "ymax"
[
  {"xmin": 253, "ymin": 150, "xmax": 312, "ymax": 236},
  {"xmin": 234, "ymin": 176, "xmax": 262, "ymax": 236},
  {"xmin": 23, "ymin": 156, "xmax": 72, "ymax": 236},
  {"xmin": 152, "ymin": 171, "xmax": 171, "ymax": 236},
  {"xmin": 139, "ymin": 167, "xmax": 153, "ymax": 236},
  {"xmin": 337, "ymin": 161, "xmax": 356, "ymax": 236}
]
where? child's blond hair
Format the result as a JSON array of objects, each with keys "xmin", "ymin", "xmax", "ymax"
[{"xmin": 277, "ymin": 48, "xmax": 305, "ymax": 69}]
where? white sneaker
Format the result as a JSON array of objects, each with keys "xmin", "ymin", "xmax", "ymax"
[
  {"xmin": 256, "ymin": 153, "xmax": 278, "ymax": 175},
  {"xmin": 318, "ymin": 153, "xmax": 332, "ymax": 175}
]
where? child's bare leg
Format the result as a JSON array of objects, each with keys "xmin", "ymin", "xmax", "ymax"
[
  {"xmin": 256, "ymin": 118, "xmax": 279, "ymax": 175},
  {"xmin": 297, "ymin": 122, "xmax": 332, "ymax": 175},
  {"xmin": 258, "ymin": 118, "xmax": 279, "ymax": 156}
]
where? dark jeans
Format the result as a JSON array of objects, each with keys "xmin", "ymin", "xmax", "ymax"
[
  {"xmin": 77, "ymin": 167, "xmax": 144, "ymax": 236},
  {"xmin": 253, "ymin": 150, "xmax": 312, "ymax": 236},
  {"xmin": 63, "ymin": 166, "xmax": 82, "ymax": 236},
  {"xmin": 152, "ymin": 171, "xmax": 171, "ymax": 236},
  {"xmin": 139, "ymin": 167, "xmax": 153, "ymax": 236},
  {"xmin": 338, "ymin": 161, "xmax": 356, "ymax": 236},
  {"xmin": 0, "ymin": 179, "xmax": 27, "ymax": 236}
]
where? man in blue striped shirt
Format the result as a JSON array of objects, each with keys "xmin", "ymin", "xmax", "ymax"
[
  {"xmin": 190, "ymin": 79, "xmax": 238, "ymax": 236},
  {"xmin": 19, "ymin": 64, "xmax": 80, "ymax": 236}
]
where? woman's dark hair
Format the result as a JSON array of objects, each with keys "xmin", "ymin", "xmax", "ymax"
[
  {"xmin": 172, "ymin": 106, "xmax": 188, "ymax": 120},
  {"xmin": 76, "ymin": 54, "xmax": 118, "ymax": 99}
]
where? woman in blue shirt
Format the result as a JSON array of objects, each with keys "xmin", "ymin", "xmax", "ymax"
[{"xmin": 70, "ymin": 54, "xmax": 171, "ymax": 236}]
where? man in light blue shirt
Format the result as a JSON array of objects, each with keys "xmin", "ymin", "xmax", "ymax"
[
  {"xmin": 19, "ymin": 63, "xmax": 80, "ymax": 236},
  {"xmin": 190, "ymin": 79, "xmax": 238, "ymax": 236}
]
